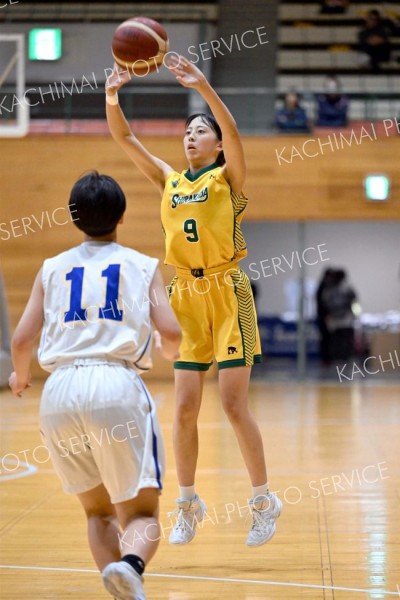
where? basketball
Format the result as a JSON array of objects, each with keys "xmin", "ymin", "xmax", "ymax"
[{"xmin": 111, "ymin": 16, "xmax": 169, "ymax": 76}]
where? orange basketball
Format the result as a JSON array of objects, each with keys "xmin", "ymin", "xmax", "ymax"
[{"xmin": 111, "ymin": 16, "xmax": 169, "ymax": 76}]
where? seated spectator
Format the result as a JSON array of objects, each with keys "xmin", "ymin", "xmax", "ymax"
[
  {"xmin": 316, "ymin": 76, "xmax": 349, "ymax": 127},
  {"xmin": 320, "ymin": 0, "xmax": 348, "ymax": 15},
  {"xmin": 358, "ymin": 9, "xmax": 392, "ymax": 72},
  {"xmin": 275, "ymin": 92, "xmax": 310, "ymax": 132}
]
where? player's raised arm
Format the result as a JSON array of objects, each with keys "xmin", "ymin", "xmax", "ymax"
[
  {"xmin": 105, "ymin": 65, "xmax": 173, "ymax": 195},
  {"xmin": 9, "ymin": 268, "xmax": 44, "ymax": 396},
  {"xmin": 149, "ymin": 268, "xmax": 181, "ymax": 361},
  {"xmin": 167, "ymin": 55, "xmax": 246, "ymax": 195}
]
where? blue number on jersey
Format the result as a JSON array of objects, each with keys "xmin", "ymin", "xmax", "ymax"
[
  {"xmin": 64, "ymin": 264, "xmax": 124, "ymax": 323},
  {"xmin": 100, "ymin": 264, "xmax": 123, "ymax": 321},
  {"xmin": 64, "ymin": 267, "xmax": 86, "ymax": 322}
]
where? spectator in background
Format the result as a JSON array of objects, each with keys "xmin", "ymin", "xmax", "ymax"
[
  {"xmin": 320, "ymin": 0, "xmax": 348, "ymax": 15},
  {"xmin": 316, "ymin": 268, "xmax": 335, "ymax": 365},
  {"xmin": 320, "ymin": 269, "xmax": 357, "ymax": 363},
  {"xmin": 316, "ymin": 76, "xmax": 349, "ymax": 127},
  {"xmin": 358, "ymin": 9, "xmax": 392, "ymax": 72},
  {"xmin": 275, "ymin": 91, "xmax": 310, "ymax": 132}
]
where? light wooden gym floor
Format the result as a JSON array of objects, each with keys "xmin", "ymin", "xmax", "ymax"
[{"xmin": 0, "ymin": 378, "xmax": 399, "ymax": 599}]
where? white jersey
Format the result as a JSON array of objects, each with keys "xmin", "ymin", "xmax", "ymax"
[{"xmin": 38, "ymin": 241, "xmax": 158, "ymax": 373}]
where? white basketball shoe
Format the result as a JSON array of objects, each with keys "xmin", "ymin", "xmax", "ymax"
[
  {"xmin": 102, "ymin": 561, "xmax": 146, "ymax": 600},
  {"xmin": 169, "ymin": 494, "xmax": 207, "ymax": 544},
  {"xmin": 246, "ymin": 493, "xmax": 282, "ymax": 547}
]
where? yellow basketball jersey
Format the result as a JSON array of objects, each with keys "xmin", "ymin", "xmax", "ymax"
[{"xmin": 161, "ymin": 164, "xmax": 248, "ymax": 269}]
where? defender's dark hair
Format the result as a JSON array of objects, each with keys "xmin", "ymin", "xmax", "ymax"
[
  {"xmin": 185, "ymin": 113, "xmax": 225, "ymax": 166},
  {"xmin": 68, "ymin": 170, "xmax": 126, "ymax": 237}
]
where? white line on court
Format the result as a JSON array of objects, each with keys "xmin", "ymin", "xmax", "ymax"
[
  {"xmin": 0, "ymin": 564, "xmax": 398, "ymax": 596},
  {"xmin": 0, "ymin": 460, "xmax": 37, "ymax": 482}
]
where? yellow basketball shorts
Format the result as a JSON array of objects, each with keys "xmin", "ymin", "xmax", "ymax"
[{"xmin": 168, "ymin": 265, "xmax": 262, "ymax": 370}]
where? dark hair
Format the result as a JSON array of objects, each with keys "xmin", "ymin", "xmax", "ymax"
[
  {"xmin": 185, "ymin": 113, "xmax": 225, "ymax": 166},
  {"xmin": 334, "ymin": 269, "xmax": 347, "ymax": 284},
  {"xmin": 68, "ymin": 170, "xmax": 126, "ymax": 237}
]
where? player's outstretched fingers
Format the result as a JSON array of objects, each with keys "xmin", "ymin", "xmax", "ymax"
[
  {"xmin": 164, "ymin": 52, "xmax": 182, "ymax": 69},
  {"xmin": 105, "ymin": 63, "xmax": 132, "ymax": 95}
]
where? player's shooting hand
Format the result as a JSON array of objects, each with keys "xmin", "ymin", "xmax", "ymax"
[
  {"xmin": 166, "ymin": 54, "xmax": 207, "ymax": 90},
  {"xmin": 105, "ymin": 63, "xmax": 132, "ymax": 96},
  {"xmin": 8, "ymin": 372, "xmax": 32, "ymax": 397}
]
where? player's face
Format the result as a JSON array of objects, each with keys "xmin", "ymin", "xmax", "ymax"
[{"xmin": 184, "ymin": 117, "xmax": 222, "ymax": 166}]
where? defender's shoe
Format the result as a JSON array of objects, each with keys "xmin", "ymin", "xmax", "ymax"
[{"xmin": 102, "ymin": 561, "xmax": 146, "ymax": 600}]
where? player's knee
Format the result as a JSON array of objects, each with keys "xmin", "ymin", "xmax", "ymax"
[
  {"xmin": 221, "ymin": 395, "xmax": 246, "ymax": 422},
  {"xmin": 85, "ymin": 506, "xmax": 115, "ymax": 520},
  {"xmin": 175, "ymin": 396, "xmax": 199, "ymax": 424}
]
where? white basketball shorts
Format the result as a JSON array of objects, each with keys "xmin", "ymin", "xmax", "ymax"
[{"xmin": 39, "ymin": 359, "xmax": 165, "ymax": 503}]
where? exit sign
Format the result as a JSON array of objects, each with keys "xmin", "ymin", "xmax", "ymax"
[
  {"xmin": 29, "ymin": 28, "xmax": 62, "ymax": 60},
  {"xmin": 364, "ymin": 175, "xmax": 390, "ymax": 201}
]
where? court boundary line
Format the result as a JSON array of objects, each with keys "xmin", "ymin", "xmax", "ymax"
[
  {"xmin": 0, "ymin": 564, "xmax": 398, "ymax": 596},
  {"xmin": 0, "ymin": 460, "xmax": 37, "ymax": 482}
]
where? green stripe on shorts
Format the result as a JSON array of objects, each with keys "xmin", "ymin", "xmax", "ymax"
[{"xmin": 174, "ymin": 361, "xmax": 213, "ymax": 371}]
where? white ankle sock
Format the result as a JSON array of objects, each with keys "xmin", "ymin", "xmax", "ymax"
[
  {"xmin": 179, "ymin": 485, "xmax": 196, "ymax": 501},
  {"xmin": 252, "ymin": 483, "xmax": 269, "ymax": 498}
]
